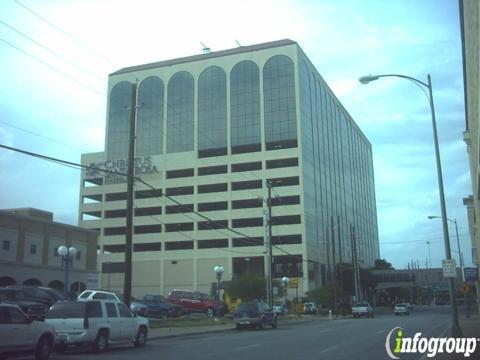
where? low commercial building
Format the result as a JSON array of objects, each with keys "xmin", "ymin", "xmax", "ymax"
[{"xmin": 0, "ymin": 208, "xmax": 98, "ymax": 292}]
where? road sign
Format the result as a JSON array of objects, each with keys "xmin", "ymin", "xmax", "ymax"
[
  {"xmin": 288, "ymin": 277, "xmax": 299, "ymax": 288},
  {"xmin": 460, "ymin": 284, "xmax": 470, "ymax": 294},
  {"xmin": 463, "ymin": 267, "xmax": 479, "ymax": 282},
  {"xmin": 442, "ymin": 259, "xmax": 457, "ymax": 278}
]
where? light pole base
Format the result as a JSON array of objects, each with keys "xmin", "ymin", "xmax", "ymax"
[{"xmin": 451, "ymin": 324, "xmax": 463, "ymax": 338}]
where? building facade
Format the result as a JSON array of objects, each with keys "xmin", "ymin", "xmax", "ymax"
[
  {"xmin": 0, "ymin": 208, "xmax": 98, "ymax": 291},
  {"xmin": 79, "ymin": 39, "xmax": 379, "ymax": 298},
  {"xmin": 460, "ymin": 0, "xmax": 480, "ymax": 307}
]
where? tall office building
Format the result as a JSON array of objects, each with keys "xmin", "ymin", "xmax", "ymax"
[{"xmin": 79, "ymin": 39, "xmax": 379, "ymax": 297}]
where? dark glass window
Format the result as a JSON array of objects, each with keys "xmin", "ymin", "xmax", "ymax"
[
  {"xmin": 267, "ymin": 176, "xmax": 299, "ymax": 187},
  {"xmin": 135, "ymin": 206, "xmax": 162, "ymax": 216},
  {"xmin": 166, "ymin": 168, "xmax": 194, "ymax": 179},
  {"xmin": 198, "ymin": 183, "xmax": 228, "ymax": 193},
  {"xmin": 165, "ymin": 222, "xmax": 194, "ymax": 232},
  {"xmin": 231, "ymin": 161, "xmax": 262, "ymax": 172},
  {"xmin": 271, "ymin": 195, "xmax": 300, "ymax": 206},
  {"xmin": 165, "ymin": 241, "xmax": 194, "ymax": 250},
  {"xmin": 198, "ymin": 66, "xmax": 227, "ymax": 157},
  {"xmin": 231, "ymin": 198, "xmax": 262, "ymax": 209},
  {"xmin": 105, "ymin": 209, "xmax": 126, "ymax": 218},
  {"xmin": 137, "ymin": 76, "xmax": 164, "ymax": 156},
  {"xmin": 167, "ymin": 71, "xmax": 194, "ymax": 153},
  {"xmin": 102, "ymin": 262, "xmax": 125, "ymax": 273},
  {"xmin": 134, "ymin": 224, "xmax": 162, "ymax": 234},
  {"xmin": 103, "ymin": 244, "xmax": 125, "ymax": 253},
  {"xmin": 266, "ymin": 157, "xmax": 298, "ymax": 169},
  {"xmin": 198, "ymin": 201, "xmax": 228, "ymax": 212},
  {"xmin": 86, "ymin": 301, "xmax": 103, "ymax": 318},
  {"xmin": 231, "ymin": 180, "xmax": 262, "ymax": 191},
  {"xmin": 105, "ymin": 192, "xmax": 127, "ymax": 201},
  {"xmin": 165, "ymin": 204, "xmax": 194, "ymax": 214},
  {"xmin": 104, "ymin": 227, "xmax": 126, "ymax": 236},
  {"xmin": 198, "ymin": 220, "xmax": 228, "ymax": 230},
  {"xmin": 232, "ymin": 217, "xmax": 263, "ymax": 228},
  {"xmin": 272, "ymin": 255, "xmax": 303, "ymax": 278},
  {"xmin": 135, "ymin": 189, "xmax": 162, "ymax": 199},
  {"xmin": 271, "ymin": 215, "xmax": 301, "ymax": 225},
  {"xmin": 106, "ymin": 302, "xmax": 118, "ymax": 318},
  {"xmin": 84, "ymin": 178, "xmax": 103, "ymax": 186},
  {"xmin": 263, "ymin": 55, "xmax": 297, "ymax": 150},
  {"xmin": 232, "ymin": 237, "xmax": 264, "ymax": 247},
  {"xmin": 106, "ymin": 81, "xmax": 134, "ymax": 160},
  {"xmin": 117, "ymin": 303, "xmax": 131, "ymax": 318},
  {"xmin": 166, "ymin": 186, "xmax": 194, "ymax": 196},
  {"xmin": 230, "ymin": 61, "xmax": 261, "ymax": 154},
  {"xmin": 198, "ymin": 239, "xmax": 228, "ymax": 249},
  {"xmin": 272, "ymin": 234, "xmax": 302, "ymax": 245},
  {"xmin": 134, "ymin": 242, "xmax": 161, "ymax": 252},
  {"xmin": 198, "ymin": 165, "xmax": 228, "ymax": 176}
]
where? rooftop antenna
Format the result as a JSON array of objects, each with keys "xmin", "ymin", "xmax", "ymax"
[
  {"xmin": 235, "ymin": 40, "xmax": 242, "ymax": 47},
  {"xmin": 200, "ymin": 42, "xmax": 211, "ymax": 53}
]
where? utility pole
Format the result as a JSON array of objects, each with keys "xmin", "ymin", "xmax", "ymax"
[
  {"xmin": 124, "ymin": 82, "xmax": 140, "ymax": 308},
  {"xmin": 266, "ymin": 180, "xmax": 274, "ymax": 308},
  {"xmin": 331, "ymin": 216, "xmax": 337, "ymax": 313}
]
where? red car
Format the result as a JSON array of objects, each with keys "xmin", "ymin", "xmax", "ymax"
[{"xmin": 167, "ymin": 289, "xmax": 227, "ymax": 317}]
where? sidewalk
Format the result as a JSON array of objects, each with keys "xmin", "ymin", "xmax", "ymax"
[{"xmin": 430, "ymin": 314, "xmax": 479, "ymax": 360}]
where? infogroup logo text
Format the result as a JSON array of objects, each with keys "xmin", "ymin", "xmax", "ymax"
[{"xmin": 385, "ymin": 327, "xmax": 479, "ymax": 358}]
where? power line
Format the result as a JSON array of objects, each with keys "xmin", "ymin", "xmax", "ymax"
[
  {"xmin": 0, "ymin": 19, "xmax": 104, "ymax": 83},
  {"xmin": 14, "ymin": 0, "xmax": 115, "ymax": 67},
  {"xmin": 0, "ymin": 120, "xmax": 89, "ymax": 152},
  {"xmin": 0, "ymin": 37, "xmax": 105, "ymax": 97},
  {"xmin": 0, "ymin": 143, "xmax": 289, "ymax": 252}
]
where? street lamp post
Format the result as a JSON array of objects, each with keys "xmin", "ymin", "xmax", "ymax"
[
  {"xmin": 214, "ymin": 265, "xmax": 224, "ymax": 301},
  {"xmin": 428, "ymin": 216, "xmax": 464, "ymax": 268},
  {"xmin": 58, "ymin": 245, "xmax": 77, "ymax": 296},
  {"xmin": 282, "ymin": 277, "xmax": 289, "ymax": 310},
  {"xmin": 360, "ymin": 73, "xmax": 462, "ymax": 337}
]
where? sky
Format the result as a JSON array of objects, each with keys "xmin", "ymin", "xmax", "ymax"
[{"xmin": 0, "ymin": 0, "xmax": 471, "ymax": 270}]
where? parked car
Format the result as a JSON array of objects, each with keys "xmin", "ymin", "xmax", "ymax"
[
  {"xmin": 0, "ymin": 288, "xmax": 49, "ymax": 320},
  {"xmin": 272, "ymin": 304, "xmax": 288, "ymax": 315},
  {"xmin": 78, "ymin": 290, "xmax": 148, "ymax": 316},
  {"xmin": 303, "ymin": 302, "xmax": 319, "ymax": 314},
  {"xmin": 351, "ymin": 302, "xmax": 374, "ymax": 318},
  {"xmin": 394, "ymin": 303, "xmax": 410, "ymax": 316},
  {"xmin": 45, "ymin": 300, "xmax": 148, "ymax": 353},
  {"xmin": 167, "ymin": 289, "xmax": 227, "ymax": 317},
  {"xmin": 6, "ymin": 286, "xmax": 72, "ymax": 307},
  {"xmin": 142, "ymin": 295, "xmax": 183, "ymax": 318},
  {"xmin": 77, "ymin": 290, "xmax": 121, "ymax": 302},
  {"xmin": 0, "ymin": 303, "xmax": 55, "ymax": 360},
  {"xmin": 234, "ymin": 302, "xmax": 278, "ymax": 330}
]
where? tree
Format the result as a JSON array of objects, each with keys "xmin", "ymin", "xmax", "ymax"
[
  {"xmin": 374, "ymin": 259, "xmax": 394, "ymax": 270},
  {"xmin": 226, "ymin": 274, "xmax": 266, "ymax": 301}
]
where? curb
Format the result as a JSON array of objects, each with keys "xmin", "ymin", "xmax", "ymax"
[{"xmin": 148, "ymin": 317, "xmax": 314, "ymax": 340}]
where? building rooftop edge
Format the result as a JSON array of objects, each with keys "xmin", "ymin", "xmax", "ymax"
[
  {"xmin": 110, "ymin": 39, "xmax": 297, "ymax": 76},
  {"xmin": 0, "ymin": 209, "xmax": 99, "ymax": 235}
]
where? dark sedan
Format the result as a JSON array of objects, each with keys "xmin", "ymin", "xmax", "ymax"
[
  {"xmin": 234, "ymin": 301, "xmax": 278, "ymax": 330},
  {"xmin": 142, "ymin": 294, "xmax": 183, "ymax": 318}
]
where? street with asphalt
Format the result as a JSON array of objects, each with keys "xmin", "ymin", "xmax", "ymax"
[{"xmin": 38, "ymin": 306, "xmax": 479, "ymax": 360}]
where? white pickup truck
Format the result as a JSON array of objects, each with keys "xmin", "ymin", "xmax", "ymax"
[{"xmin": 351, "ymin": 302, "xmax": 374, "ymax": 318}]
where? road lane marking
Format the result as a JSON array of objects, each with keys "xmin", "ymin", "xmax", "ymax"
[
  {"xmin": 235, "ymin": 344, "xmax": 261, "ymax": 351},
  {"xmin": 318, "ymin": 345, "xmax": 337, "ymax": 354},
  {"xmin": 376, "ymin": 330, "xmax": 384, "ymax": 334}
]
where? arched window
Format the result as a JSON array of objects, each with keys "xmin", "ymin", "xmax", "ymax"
[
  {"xmin": 167, "ymin": 71, "xmax": 194, "ymax": 153},
  {"xmin": 230, "ymin": 61, "xmax": 261, "ymax": 154},
  {"xmin": 48, "ymin": 280, "xmax": 64, "ymax": 292},
  {"xmin": 198, "ymin": 66, "xmax": 227, "ymax": 157},
  {"xmin": 263, "ymin": 55, "xmax": 297, "ymax": 150},
  {"xmin": 106, "ymin": 81, "xmax": 134, "ymax": 159},
  {"xmin": 137, "ymin": 76, "xmax": 164, "ymax": 156},
  {"xmin": 23, "ymin": 278, "xmax": 42, "ymax": 286}
]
